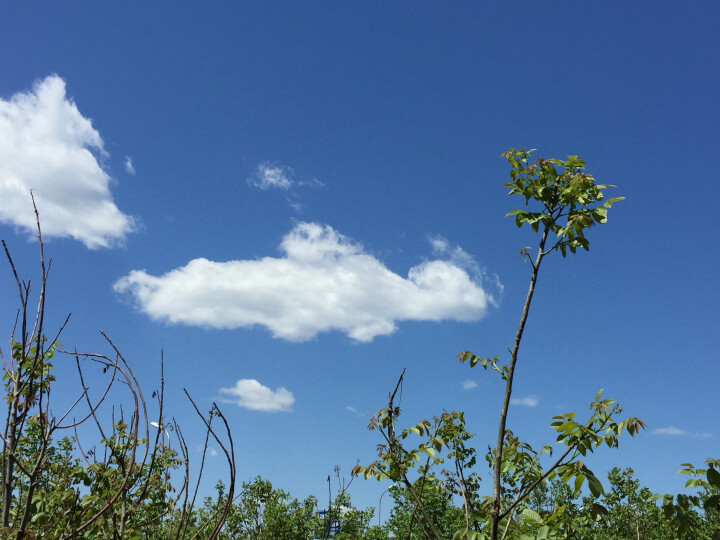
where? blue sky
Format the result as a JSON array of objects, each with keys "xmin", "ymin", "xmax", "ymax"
[{"xmin": 1, "ymin": 2, "xmax": 718, "ymax": 514}]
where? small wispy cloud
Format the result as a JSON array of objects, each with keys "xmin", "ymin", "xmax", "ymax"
[
  {"xmin": 653, "ymin": 426, "xmax": 685, "ymax": 436},
  {"xmin": 510, "ymin": 395, "xmax": 539, "ymax": 407},
  {"xmin": 345, "ymin": 405, "xmax": 365, "ymax": 417},
  {"xmin": 248, "ymin": 163, "xmax": 292, "ymax": 190},
  {"xmin": 218, "ymin": 379, "xmax": 294, "ymax": 412},
  {"xmin": 462, "ymin": 380, "xmax": 478, "ymax": 390},
  {"xmin": 124, "ymin": 156, "xmax": 135, "ymax": 175},
  {"xmin": 653, "ymin": 425, "xmax": 713, "ymax": 439},
  {"xmin": 207, "ymin": 447, "xmax": 218, "ymax": 457},
  {"xmin": 248, "ymin": 162, "xmax": 325, "ymax": 212}
]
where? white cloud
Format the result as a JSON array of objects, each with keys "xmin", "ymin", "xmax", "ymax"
[
  {"xmin": 114, "ymin": 222, "xmax": 494, "ymax": 342},
  {"xmin": 219, "ymin": 379, "xmax": 294, "ymax": 412},
  {"xmin": 248, "ymin": 163, "xmax": 292, "ymax": 190},
  {"xmin": 653, "ymin": 426, "xmax": 686, "ymax": 436},
  {"xmin": 430, "ymin": 235, "xmax": 502, "ymax": 305},
  {"xmin": 207, "ymin": 447, "xmax": 218, "ymax": 457},
  {"xmin": 124, "ymin": 156, "xmax": 135, "ymax": 175},
  {"xmin": 653, "ymin": 426, "xmax": 712, "ymax": 439},
  {"xmin": 345, "ymin": 405, "xmax": 365, "ymax": 417},
  {"xmin": 462, "ymin": 380, "xmax": 478, "ymax": 390},
  {"xmin": 510, "ymin": 395, "xmax": 539, "ymax": 407},
  {"xmin": 0, "ymin": 75, "xmax": 135, "ymax": 248}
]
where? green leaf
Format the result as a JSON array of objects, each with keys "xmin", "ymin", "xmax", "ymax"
[
  {"xmin": 588, "ymin": 475, "xmax": 604, "ymax": 497},
  {"xmin": 520, "ymin": 507, "xmax": 542, "ymax": 524},
  {"xmin": 591, "ymin": 503, "xmax": 608, "ymax": 516},
  {"xmin": 574, "ymin": 474, "xmax": 585, "ymax": 493},
  {"xmin": 708, "ymin": 467, "xmax": 720, "ymax": 489},
  {"xmin": 705, "ymin": 494, "xmax": 720, "ymax": 511}
]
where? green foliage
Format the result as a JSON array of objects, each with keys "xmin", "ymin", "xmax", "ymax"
[
  {"xmin": 502, "ymin": 149, "xmax": 623, "ymax": 257},
  {"xmin": 192, "ymin": 477, "xmax": 321, "ymax": 539},
  {"xmin": 0, "ymin": 158, "xmax": 714, "ymax": 539},
  {"xmin": 662, "ymin": 458, "xmax": 720, "ymax": 539},
  {"xmin": 180, "ymin": 476, "xmax": 381, "ymax": 540},
  {"xmin": 588, "ymin": 468, "xmax": 674, "ymax": 540},
  {"xmin": 385, "ymin": 482, "xmax": 465, "ymax": 540},
  {"xmin": 356, "ymin": 149, "xmax": 640, "ymax": 540}
]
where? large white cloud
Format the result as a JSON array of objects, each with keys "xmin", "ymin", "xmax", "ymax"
[
  {"xmin": 0, "ymin": 75, "xmax": 135, "ymax": 248},
  {"xmin": 114, "ymin": 222, "xmax": 495, "ymax": 342},
  {"xmin": 219, "ymin": 379, "xmax": 294, "ymax": 412}
]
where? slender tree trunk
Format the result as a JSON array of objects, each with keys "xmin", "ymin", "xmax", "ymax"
[
  {"xmin": 490, "ymin": 226, "xmax": 549, "ymax": 540},
  {"xmin": 2, "ymin": 383, "xmax": 20, "ymax": 527}
]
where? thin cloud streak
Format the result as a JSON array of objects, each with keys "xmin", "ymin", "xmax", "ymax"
[
  {"xmin": 653, "ymin": 425, "xmax": 713, "ymax": 439},
  {"xmin": 115, "ymin": 222, "xmax": 494, "ymax": 342},
  {"xmin": 345, "ymin": 406, "xmax": 365, "ymax": 417},
  {"xmin": 653, "ymin": 426, "xmax": 685, "ymax": 436}
]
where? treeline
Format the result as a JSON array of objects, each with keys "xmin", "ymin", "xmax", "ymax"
[{"xmin": 3, "ymin": 421, "xmax": 719, "ymax": 540}]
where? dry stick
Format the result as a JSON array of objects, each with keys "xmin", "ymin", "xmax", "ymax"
[
  {"xmin": 18, "ymin": 416, "xmax": 53, "ymax": 535},
  {"xmin": 325, "ymin": 474, "xmax": 333, "ymax": 539},
  {"xmin": 18, "ymin": 350, "xmax": 60, "ymax": 538},
  {"xmin": 407, "ymin": 450, "xmax": 433, "ymax": 540},
  {"xmin": 134, "ymin": 351, "xmax": 167, "ymax": 509},
  {"xmin": 65, "ymin": 353, "xmax": 142, "ymax": 540},
  {"xmin": 452, "ymin": 434, "xmax": 472, "ymax": 532},
  {"xmin": 98, "ymin": 332, "xmax": 154, "ymax": 537},
  {"xmin": 28, "ymin": 193, "xmax": 47, "ymax": 351},
  {"xmin": 2, "ymin": 240, "xmax": 25, "ymax": 309},
  {"xmin": 323, "ymin": 467, "xmax": 356, "ymax": 540},
  {"xmin": 15, "ymin": 198, "xmax": 56, "ymax": 539},
  {"xmin": 2, "ymin": 232, "xmax": 39, "ymax": 528},
  {"xmin": 101, "ymin": 330, "xmax": 150, "ymax": 473},
  {"xmin": 56, "ymin": 353, "xmax": 119, "ymax": 430},
  {"xmin": 185, "ymin": 487, "xmax": 248, "ymax": 540},
  {"xmin": 170, "ymin": 420, "xmax": 191, "ymax": 540},
  {"xmin": 2, "ymin": 241, "xmax": 27, "ymax": 527},
  {"xmin": 55, "ymin": 390, "xmax": 92, "ymax": 430},
  {"xmin": 74, "ymin": 424, "xmax": 93, "ymax": 466},
  {"xmin": 489, "ymin": 225, "xmax": 549, "ymax": 540},
  {"xmin": 384, "ymin": 369, "xmax": 443, "ymax": 540},
  {"xmin": 20, "ymin": 199, "xmax": 49, "ymax": 440},
  {"xmin": 72, "ymin": 354, "xmax": 119, "ymax": 439},
  {"xmin": 202, "ymin": 405, "xmax": 236, "ymax": 540},
  {"xmin": 180, "ymin": 412, "xmax": 214, "ymax": 540},
  {"xmin": 184, "ymin": 391, "xmax": 236, "ymax": 540}
]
